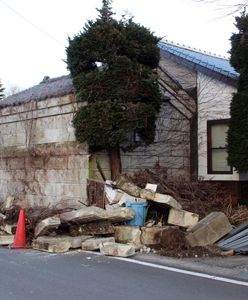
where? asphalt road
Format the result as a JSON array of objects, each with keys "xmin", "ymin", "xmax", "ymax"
[{"xmin": 0, "ymin": 247, "xmax": 247, "ymax": 300}]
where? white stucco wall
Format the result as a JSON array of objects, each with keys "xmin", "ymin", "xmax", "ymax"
[{"xmin": 197, "ymin": 72, "xmax": 239, "ymax": 180}]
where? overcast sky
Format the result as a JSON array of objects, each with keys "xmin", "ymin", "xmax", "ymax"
[{"xmin": 0, "ymin": 0, "xmax": 240, "ymax": 91}]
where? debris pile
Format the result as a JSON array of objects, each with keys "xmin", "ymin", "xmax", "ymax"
[
  {"xmin": 0, "ymin": 172, "xmax": 247, "ymax": 258},
  {"xmin": 131, "ymin": 168, "xmax": 248, "ymax": 222}
]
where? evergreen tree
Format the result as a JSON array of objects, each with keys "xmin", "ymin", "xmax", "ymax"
[
  {"xmin": 227, "ymin": 12, "xmax": 248, "ymax": 172},
  {"xmin": 66, "ymin": 0, "xmax": 161, "ymax": 179},
  {"xmin": 0, "ymin": 80, "xmax": 4, "ymax": 100}
]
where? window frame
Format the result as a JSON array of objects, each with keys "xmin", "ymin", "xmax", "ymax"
[{"xmin": 207, "ymin": 119, "xmax": 233, "ymax": 175}]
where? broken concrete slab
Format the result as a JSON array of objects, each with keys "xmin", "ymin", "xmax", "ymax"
[
  {"xmin": 186, "ymin": 212, "xmax": 232, "ymax": 247},
  {"xmin": 69, "ymin": 221, "xmax": 114, "ymax": 236},
  {"xmin": 139, "ymin": 189, "xmax": 155, "ymax": 201},
  {"xmin": 0, "ymin": 224, "xmax": 16, "ymax": 235},
  {"xmin": 168, "ymin": 208, "xmax": 199, "ymax": 228},
  {"xmin": 141, "ymin": 227, "xmax": 169, "ymax": 245},
  {"xmin": 152, "ymin": 193, "xmax": 182, "ymax": 210},
  {"xmin": 0, "ymin": 234, "xmax": 14, "ymax": 245},
  {"xmin": 114, "ymin": 175, "xmax": 181, "ymax": 210},
  {"xmin": 139, "ymin": 191, "xmax": 182, "ymax": 210},
  {"xmin": 32, "ymin": 240, "xmax": 71, "ymax": 253},
  {"xmin": 81, "ymin": 237, "xmax": 115, "ymax": 251},
  {"xmin": 0, "ymin": 213, "xmax": 6, "ymax": 222},
  {"xmin": 60, "ymin": 206, "xmax": 108, "ymax": 223},
  {"xmin": 100, "ymin": 242, "xmax": 135, "ymax": 257},
  {"xmin": 114, "ymin": 226, "xmax": 169, "ymax": 246},
  {"xmin": 106, "ymin": 207, "xmax": 135, "ymax": 222},
  {"xmin": 114, "ymin": 175, "xmax": 141, "ymax": 197},
  {"xmin": 1, "ymin": 196, "xmax": 15, "ymax": 211},
  {"xmin": 34, "ymin": 216, "xmax": 61, "ymax": 237},
  {"xmin": 114, "ymin": 226, "xmax": 142, "ymax": 246},
  {"xmin": 33, "ymin": 235, "xmax": 92, "ymax": 251},
  {"xmin": 60, "ymin": 206, "xmax": 134, "ymax": 224}
]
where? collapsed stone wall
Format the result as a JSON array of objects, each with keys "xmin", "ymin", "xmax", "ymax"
[{"xmin": 0, "ymin": 95, "xmax": 89, "ymax": 208}]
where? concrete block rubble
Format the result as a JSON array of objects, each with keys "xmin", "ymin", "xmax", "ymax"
[{"xmin": 0, "ymin": 175, "xmax": 247, "ymax": 258}]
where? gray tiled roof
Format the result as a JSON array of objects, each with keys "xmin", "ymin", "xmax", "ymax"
[{"xmin": 0, "ymin": 75, "xmax": 74, "ymax": 108}]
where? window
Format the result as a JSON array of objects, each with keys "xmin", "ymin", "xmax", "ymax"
[{"xmin": 207, "ymin": 120, "xmax": 232, "ymax": 174}]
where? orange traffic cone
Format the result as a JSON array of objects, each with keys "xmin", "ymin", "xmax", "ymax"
[{"xmin": 11, "ymin": 209, "xmax": 26, "ymax": 249}]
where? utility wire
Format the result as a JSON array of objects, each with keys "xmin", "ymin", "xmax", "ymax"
[{"xmin": 0, "ymin": 0, "xmax": 65, "ymax": 47}]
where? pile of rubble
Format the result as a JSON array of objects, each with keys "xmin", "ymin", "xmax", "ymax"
[{"xmin": 0, "ymin": 174, "xmax": 247, "ymax": 258}]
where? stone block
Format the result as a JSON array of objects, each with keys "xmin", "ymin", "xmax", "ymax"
[
  {"xmin": 34, "ymin": 216, "xmax": 61, "ymax": 237},
  {"xmin": 100, "ymin": 242, "xmax": 135, "ymax": 257},
  {"xmin": 43, "ymin": 183, "xmax": 64, "ymax": 197},
  {"xmin": 140, "ymin": 190, "xmax": 182, "ymax": 210},
  {"xmin": 114, "ymin": 226, "xmax": 142, "ymax": 245},
  {"xmin": 0, "ymin": 212, "xmax": 6, "ymax": 221},
  {"xmin": 0, "ymin": 159, "xmax": 7, "ymax": 170},
  {"xmin": 168, "ymin": 208, "xmax": 199, "ymax": 228},
  {"xmin": 46, "ymin": 156, "xmax": 68, "ymax": 170},
  {"xmin": 105, "ymin": 207, "xmax": 135, "ymax": 222},
  {"xmin": 13, "ymin": 170, "xmax": 25, "ymax": 180},
  {"xmin": 153, "ymin": 193, "xmax": 182, "ymax": 209},
  {"xmin": 139, "ymin": 189, "xmax": 155, "ymax": 201},
  {"xmin": 2, "ymin": 196, "xmax": 15, "ymax": 210},
  {"xmin": 63, "ymin": 184, "xmax": 85, "ymax": 198},
  {"xmin": 81, "ymin": 237, "xmax": 115, "ymax": 251},
  {"xmin": 0, "ymin": 235, "xmax": 14, "ymax": 245},
  {"xmin": 8, "ymin": 158, "xmax": 25, "ymax": 170},
  {"xmin": 186, "ymin": 212, "xmax": 232, "ymax": 247},
  {"xmin": 60, "ymin": 206, "xmax": 134, "ymax": 224},
  {"xmin": 32, "ymin": 240, "xmax": 71, "ymax": 253},
  {"xmin": 33, "ymin": 235, "xmax": 92, "ymax": 252},
  {"xmin": 25, "ymin": 157, "xmax": 45, "ymax": 169},
  {"xmin": 60, "ymin": 206, "xmax": 108, "ymax": 223},
  {"xmin": 0, "ymin": 224, "xmax": 16, "ymax": 234},
  {"xmin": 115, "ymin": 175, "xmax": 141, "ymax": 197},
  {"xmin": 68, "ymin": 155, "xmax": 88, "ymax": 170},
  {"xmin": 70, "ymin": 221, "xmax": 114, "ymax": 236}
]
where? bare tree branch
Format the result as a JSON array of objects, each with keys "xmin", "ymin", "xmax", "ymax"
[{"xmin": 193, "ymin": 0, "xmax": 248, "ymax": 15}]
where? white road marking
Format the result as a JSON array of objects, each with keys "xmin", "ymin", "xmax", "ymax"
[
  {"xmin": 112, "ymin": 256, "xmax": 248, "ymax": 287},
  {"xmin": 23, "ymin": 249, "xmax": 248, "ymax": 287}
]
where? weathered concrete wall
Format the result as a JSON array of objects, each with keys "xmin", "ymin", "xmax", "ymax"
[
  {"xmin": 197, "ymin": 72, "xmax": 239, "ymax": 181},
  {"xmin": 0, "ymin": 94, "xmax": 89, "ymax": 207}
]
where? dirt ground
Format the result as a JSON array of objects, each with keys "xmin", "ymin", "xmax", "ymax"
[{"xmin": 151, "ymin": 226, "xmax": 222, "ymax": 258}]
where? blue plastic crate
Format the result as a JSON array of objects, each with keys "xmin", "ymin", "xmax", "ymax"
[{"xmin": 125, "ymin": 202, "xmax": 148, "ymax": 226}]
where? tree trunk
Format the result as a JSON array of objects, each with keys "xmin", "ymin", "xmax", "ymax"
[{"xmin": 108, "ymin": 146, "xmax": 122, "ymax": 180}]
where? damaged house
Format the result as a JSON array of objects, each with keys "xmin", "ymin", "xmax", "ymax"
[{"xmin": 0, "ymin": 40, "xmax": 243, "ymax": 208}]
